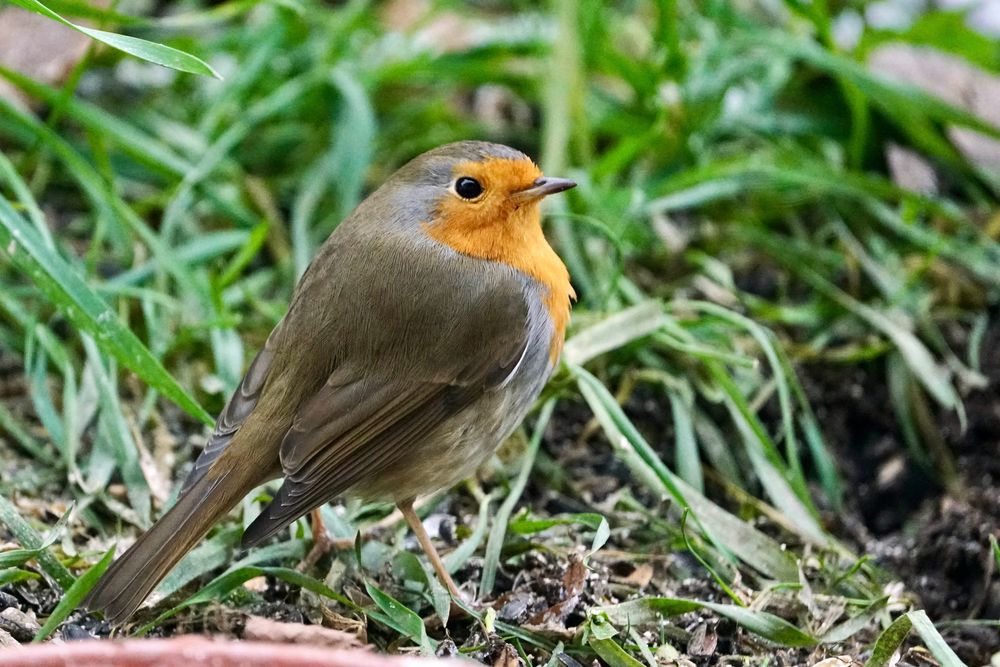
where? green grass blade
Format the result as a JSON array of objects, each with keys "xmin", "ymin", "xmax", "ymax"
[
  {"xmin": 0, "ymin": 151, "xmax": 51, "ymax": 249},
  {"xmin": 508, "ymin": 512, "xmax": 608, "ymax": 535},
  {"xmin": 701, "ymin": 601, "xmax": 817, "ymax": 647},
  {"xmin": 82, "ymin": 336, "xmax": 151, "ymax": 526},
  {"xmin": 587, "ymin": 615, "xmax": 646, "ymax": 667},
  {"xmin": 864, "ymin": 613, "xmax": 912, "ymax": 667},
  {"xmin": 33, "ymin": 547, "xmax": 114, "ymax": 641},
  {"xmin": 0, "ymin": 98, "xmax": 210, "ymax": 301},
  {"xmin": 0, "ymin": 549, "xmax": 44, "ymax": 569},
  {"xmin": 573, "ymin": 365, "xmax": 798, "ymax": 580},
  {"xmin": 0, "ymin": 65, "xmax": 191, "ymax": 176},
  {"xmin": 364, "ymin": 580, "xmax": 435, "ymax": 653},
  {"xmin": 675, "ymin": 301, "xmax": 809, "ymax": 497},
  {"xmin": 442, "ymin": 488, "xmax": 492, "ymax": 578},
  {"xmin": 563, "ymin": 301, "xmax": 667, "ymax": 366},
  {"xmin": 797, "ymin": 264, "xmax": 962, "ymax": 415},
  {"xmin": 708, "ymin": 365, "xmax": 827, "ymax": 544},
  {"xmin": 908, "ymin": 610, "xmax": 967, "ymax": 667},
  {"xmin": 667, "ymin": 391, "xmax": 702, "ymax": 492},
  {"xmin": 136, "ymin": 564, "xmax": 353, "ymax": 635},
  {"xmin": 160, "ymin": 74, "xmax": 314, "ymax": 242},
  {"xmin": 0, "ymin": 569, "xmax": 39, "ymax": 586},
  {"xmin": 594, "ymin": 598, "xmax": 817, "ymax": 647},
  {"xmin": 0, "ymin": 495, "xmax": 74, "ymax": 590},
  {"xmin": 6, "ymin": 0, "xmax": 219, "ymax": 78},
  {"xmin": 753, "ymin": 32, "xmax": 1000, "ymax": 141},
  {"xmin": 479, "ymin": 399, "xmax": 555, "ymax": 597},
  {"xmin": 0, "ymin": 195, "xmax": 211, "ymax": 425},
  {"xmin": 820, "ymin": 598, "xmax": 888, "ymax": 644},
  {"xmin": 155, "ymin": 526, "xmax": 241, "ymax": 601},
  {"xmin": 290, "ymin": 67, "xmax": 376, "ymax": 277}
]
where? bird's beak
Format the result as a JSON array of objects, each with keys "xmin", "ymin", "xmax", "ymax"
[{"xmin": 514, "ymin": 176, "xmax": 577, "ymax": 202}]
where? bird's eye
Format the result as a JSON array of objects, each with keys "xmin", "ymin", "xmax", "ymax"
[{"xmin": 454, "ymin": 176, "xmax": 484, "ymax": 200}]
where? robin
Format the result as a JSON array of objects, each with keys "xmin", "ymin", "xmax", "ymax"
[{"xmin": 83, "ymin": 141, "xmax": 576, "ymax": 623}]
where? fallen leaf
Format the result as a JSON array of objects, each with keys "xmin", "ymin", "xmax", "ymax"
[
  {"xmin": 526, "ymin": 553, "xmax": 586, "ymax": 628},
  {"xmin": 616, "ymin": 562, "xmax": 654, "ymax": 589},
  {"xmin": 686, "ymin": 622, "xmax": 717, "ymax": 657},
  {"xmin": 562, "ymin": 552, "xmax": 586, "ymax": 598},
  {"xmin": 320, "ymin": 606, "xmax": 368, "ymax": 646},
  {"xmin": 488, "ymin": 637, "xmax": 523, "ymax": 667}
]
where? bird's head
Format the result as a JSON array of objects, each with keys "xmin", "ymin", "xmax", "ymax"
[{"xmin": 383, "ymin": 141, "xmax": 575, "ymax": 246}]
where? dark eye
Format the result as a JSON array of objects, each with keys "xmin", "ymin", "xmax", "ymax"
[{"xmin": 454, "ymin": 176, "xmax": 483, "ymax": 199}]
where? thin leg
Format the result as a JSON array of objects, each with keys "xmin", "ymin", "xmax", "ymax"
[
  {"xmin": 398, "ymin": 498, "xmax": 462, "ymax": 599},
  {"xmin": 297, "ymin": 507, "xmax": 355, "ymax": 572}
]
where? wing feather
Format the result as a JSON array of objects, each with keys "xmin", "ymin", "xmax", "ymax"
[
  {"xmin": 241, "ymin": 334, "xmax": 530, "ymax": 547},
  {"xmin": 179, "ymin": 327, "xmax": 281, "ymax": 495}
]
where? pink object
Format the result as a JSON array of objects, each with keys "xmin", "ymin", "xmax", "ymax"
[{"xmin": 0, "ymin": 637, "xmax": 445, "ymax": 667}]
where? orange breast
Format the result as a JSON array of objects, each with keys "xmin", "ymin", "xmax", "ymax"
[{"xmin": 422, "ymin": 158, "xmax": 574, "ymax": 363}]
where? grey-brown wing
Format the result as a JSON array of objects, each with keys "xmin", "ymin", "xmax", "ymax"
[
  {"xmin": 240, "ymin": 316, "xmax": 530, "ymax": 547},
  {"xmin": 178, "ymin": 327, "xmax": 281, "ymax": 495}
]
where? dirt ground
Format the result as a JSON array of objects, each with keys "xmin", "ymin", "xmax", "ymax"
[
  {"xmin": 523, "ymin": 316, "xmax": 1000, "ymax": 664},
  {"xmin": 799, "ymin": 319, "xmax": 1000, "ymax": 665}
]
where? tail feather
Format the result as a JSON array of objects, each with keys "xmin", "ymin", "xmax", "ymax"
[{"xmin": 83, "ymin": 468, "xmax": 258, "ymax": 625}]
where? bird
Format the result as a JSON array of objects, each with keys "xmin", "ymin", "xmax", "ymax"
[{"xmin": 83, "ymin": 140, "xmax": 576, "ymax": 624}]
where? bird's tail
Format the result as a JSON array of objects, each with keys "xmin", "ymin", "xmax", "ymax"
[{"xmin": 83, "ymin": 466, "xmax": 259, "ymax": 625}]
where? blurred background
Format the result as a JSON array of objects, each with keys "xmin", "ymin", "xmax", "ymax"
[{"xmin": 0, "ymin": 0, "xmax": 997, "ymax": 663}]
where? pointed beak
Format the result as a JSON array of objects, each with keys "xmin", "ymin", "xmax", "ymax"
[{"xmin": 514, "ymin": 176, "xmax": 577, "ymax": 202}]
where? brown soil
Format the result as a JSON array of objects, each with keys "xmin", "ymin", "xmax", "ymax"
[{"xmin": 799, "ymin": 317, "xmax": 1000, "ymax": 665}]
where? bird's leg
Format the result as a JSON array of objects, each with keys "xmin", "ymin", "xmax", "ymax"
[
  {"xmin": 297, "ymin": 507, "xmax": 356, "ymax": 572},
  {"xmin": 398, "ymin": 498, "xmax": 462, "ymax": 600}
]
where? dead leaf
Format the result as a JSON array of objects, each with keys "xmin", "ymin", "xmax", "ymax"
[
  {"xmin": 379, "ymin": 0, "xmax": 429, "ymax": 32},
  {"xmin": 525, "ymin": 553, "xmax": 586, "ymax": 628},
  {"xmin": 378, "ymin": 0, "xmax": 474, "ymax": 53},
  {"xmin": 562, "ymin": 552, "xmax": 586, "ymax": 598},
  {"xmin": 519, "ymin": 620, "xmax": 578, "ymax": 641},
  {"xmin": 320, "ymin": 607, "xmax": 368, "ymax": 646},
  {"xmin": 242, "ymin": 615, "xmax": 365, "ymax": 650},
  {"xmin": 686, "ymin": 622, "xmax": 717, "ymax": 657},
  {"xmin": 614, "ymin": 562, "xmax": 654, "ymax": 589},
  {"xmin": 488, "ymin": 637, "xmax": 523, "ymax": 667}
]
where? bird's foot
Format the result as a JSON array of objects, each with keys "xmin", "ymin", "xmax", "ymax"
[{"xmin": 296, "ymin": 507, "xmax": 357, "ymax": 572}]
